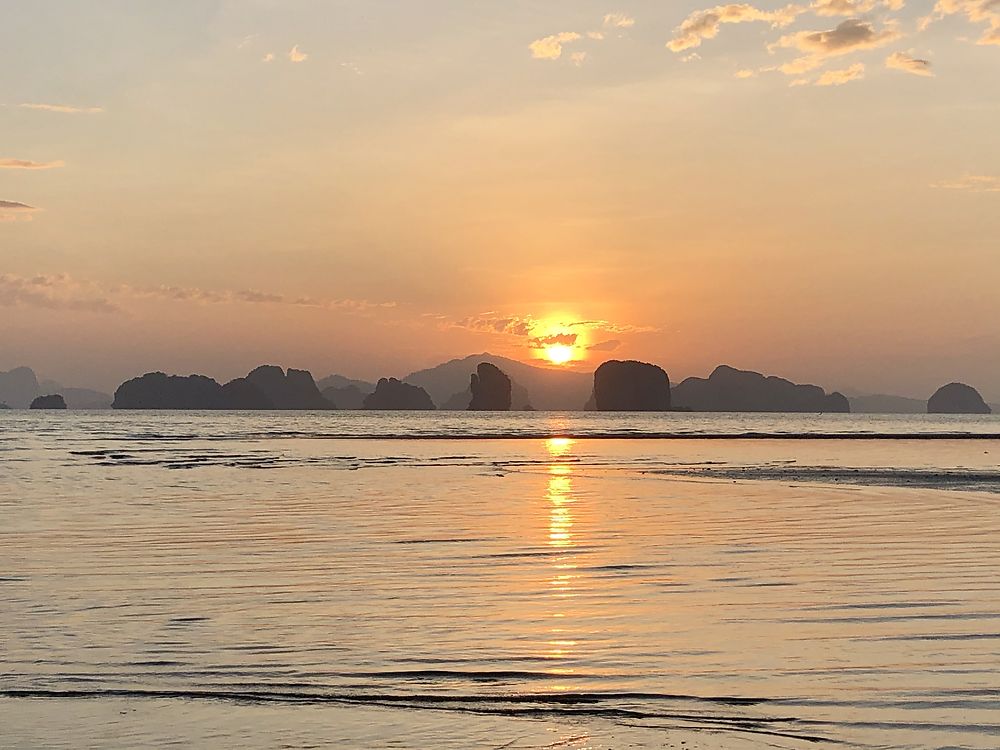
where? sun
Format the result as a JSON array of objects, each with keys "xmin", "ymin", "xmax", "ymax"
[{"xmin": 544, "ymin": 344, "xmax": 575, "ymax": 365}]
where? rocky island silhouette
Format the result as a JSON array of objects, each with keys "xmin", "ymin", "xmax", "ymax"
[{"xmin": 3, "ymin": 360, "xmax": 997, "ymax": 414}]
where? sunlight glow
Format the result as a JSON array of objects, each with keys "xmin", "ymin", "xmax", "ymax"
[{"xmin": 544, "ymin": 344, "xmax": 575, "ymax": 365}]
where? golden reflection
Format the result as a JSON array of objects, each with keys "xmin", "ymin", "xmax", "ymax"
[
  {"xmin": 545, "ymin": 436, "xmax": 574, "ymax": 457},
  {"xmin": 547, "ymin": 468, "xmax": 573, "ymax": 548},
  {"xmin": 542, "ymin": 438, "xmax": 580, "ymax": 666}
]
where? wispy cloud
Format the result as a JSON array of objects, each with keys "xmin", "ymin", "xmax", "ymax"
[
  {"xmin": 811, "ymin": 0, "xmax": 878, "ymax": 16},
  {"xmin": 19, "ymin": 103, "xmax": 103, "ymax": 114},
  {"xmin": 587, "ymin": 339, "xmax": 622, "ymax": 352},
  {"xmin": 567, "ymin": 319, "xmax": 660, "ymax": 335},
  {"xmin": 815, "ymin": 61, "xmax": 866, "ymax": 84},
  {"xmin": 0, "ymin": 272, "xmax": 398, "ymax": 316},
  {"xmin": 448, "ymin": 313, "xmax": 657, "ymax": 345},
  {"xmin": 667, "ymin": 3, "xmax": 805, "ymax": 53},
  {"xmin": 0, "ymin": 201, "xmax": 39, "ymax": 223},
  {"xmin": 603, "ymin": 12, "xmax": 636, "ymax": 28},
  {"xmin": 0, "ymin": 158, "xmax": 65, "ymax": 170},
  {"xmin": 932, "ymin": 174, "xmax": 1000, "ymax": 192},
  {"xmin": 0, "ymin": 273, "xmax": 118, "ymax": 312},
  {"xmin": 771, "ymin": 18, "xmax": 902, "ymax": 57},
  {"xmin": 922, "ymin": 0, "xmax": 1000, "ymax": 46},
  {"xmin": 288, "ymin": 45, "xmax": 308, "ymax": 63},
  {"xmin": 768, "ymin": 18, "xmax": 901, "ymax": 77},
  {"xmin": 529, "ymin": 333, "xmax": 578, "ymax": 349},
  {"xmin": 885, "ymin": 50, "xmax": 934, "ymax": 76},
  {"xmin": 135, "ymin": 284, "xmax": 395, "ymax": 312},
  {"xmin": 529, "ymin": 31, "xmax": 582, "ymax": 60},
  {"xmin": 452, "ymin": 313, "xmax": 536, "ymax": 336}
]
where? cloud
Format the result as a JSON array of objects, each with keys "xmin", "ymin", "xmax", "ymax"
[
  {"xmin": 811, "ymin": 0, "xmax": 877, "ymax": 15},
  {"xmin": 566, "ymin": 319, "xmax": 659, "ymax": 334},
  {"xmin": 603, "ymin": 12, "xmax": 636, "ymax": 28},
  {"xmin": 815, "ymin": 61, "xmax": 866, "ymax": 84},
  {"xmin": 667, "ymin": 3, "xmax": 805, "ymax": 53},
  {"xmin": 288, "ymin": 45, "xmax": 308, "ymax": 63},
  {"xmin": 570, "ymin": 51, "xmax": 588, "ymax": 65},
  {"xmin": 453, "ymin": 313, "xmax": 537, "ymax": 336},
  {"xmin": 772, "ymin": 18, "xmax": 902, "ymax": 56},
  {"xmin": 931, "ymin": 174, "xmax": 1000, "ymax": 192},
  {"xmin": 135, "ymin": 284, "xmax": 395, "ymax": 312},
  {"xmin": 529, "ymin": 31, "xmax": 582, "ymax": 59},
  {"xmin": 0, "ymin": 273, "xmax": 119, "ymax": 312},
  {"xmin": 0, "ymin": 158, "xmax": 65, "ymax": 170},
  {"xmin": 587, "ymin": 339, "xmax": 622, "ymax": 351},
  {"xmin": 923, "ymin": 0, "xmax": 1000, "ymax": 46},
  {"xmin": 529, "ymin": 333, "xmax": 579, "ymax": 349},
  {"xmin": 885, "ymin": 51, "xmax": 934, "ymax": 75},
  {"xmin": 768, "ymin": 18, "xmax": 901, "ymax": 75},
  {"xmin": 236, "ymin": 289, "xmax": 285, "ymax": 304},
  {"xmin": 0, "ymin": 200, "xmax": 39, "ymax": 222},
  {"xmin": 262, "ymin": 52, "xmax": 275, "ymax": 63},
  {"xmin": 735, "ymin": 67, "xmax": 758, "ymax": 77},
  {"xmin": 448, "ymin": 314, "xmax": 657, "ymax": 343},
  {"xmin": 19, "ymin": 103, "xmax": 103, "ymax": 114}
]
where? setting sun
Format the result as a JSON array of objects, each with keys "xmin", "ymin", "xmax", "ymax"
[{"xmin": 544, "ymin": 344, "xmax": 575, "ymax": 365}]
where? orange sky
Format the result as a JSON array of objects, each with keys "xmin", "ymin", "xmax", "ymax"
[{"xmin": 2, "ymin": 1, "xmax": 999, "ymax": 397}]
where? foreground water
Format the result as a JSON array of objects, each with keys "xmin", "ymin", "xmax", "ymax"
[{"xmin": 2, "ymin": 412, "xmax": 999, "ymax": 749}]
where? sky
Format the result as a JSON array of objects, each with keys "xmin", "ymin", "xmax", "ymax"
[{"xmin": 2, "ymin": 0, "xmax": 999, "ymax": 398}]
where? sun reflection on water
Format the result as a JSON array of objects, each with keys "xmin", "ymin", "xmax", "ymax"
[{"xmin": 542, "ymin": 438, "xmax": 581, "ymax": 668}]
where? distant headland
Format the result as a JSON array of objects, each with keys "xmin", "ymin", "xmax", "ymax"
[{"xmin": 0, "ymin": 357, "xmax": 994, "ymax": 414}]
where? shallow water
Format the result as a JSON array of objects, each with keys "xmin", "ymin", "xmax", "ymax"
[{"xmin": 2, "ymin": 412, "xmax": 1000, "ymax": 748}]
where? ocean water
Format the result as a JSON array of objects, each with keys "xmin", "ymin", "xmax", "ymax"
[{"xmin": 2, "ymin": 411, "xmax": 999, "ymax": 749}]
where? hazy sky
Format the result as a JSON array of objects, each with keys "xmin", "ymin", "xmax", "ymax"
[{"xmin": 2, "ymin": 0, "xmax": 999, "ymax": 397}]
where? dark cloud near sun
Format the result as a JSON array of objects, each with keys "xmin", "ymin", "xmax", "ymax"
[
  {"xmin": 587, "ymin": 339, "xmax": 622, "ymax": 352},
  {"xmin": 529, "ymin": 333, "xmax": 578, "ymax": 349}
]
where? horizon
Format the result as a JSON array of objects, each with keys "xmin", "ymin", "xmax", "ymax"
[
  {"xmin": 3, "ymin": 351, "xmax": 997, "ymax": 405},
  {"xmin": 3, "ymin": 2, "xmax": 999, "ymax": 399}
]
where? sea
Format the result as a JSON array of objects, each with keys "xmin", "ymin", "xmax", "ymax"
[{"xmin": 2, "ymin": 411, "xmax": 999, "ymax": 749}]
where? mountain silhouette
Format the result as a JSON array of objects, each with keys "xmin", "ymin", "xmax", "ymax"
[
  {"xmin": 30, "ymin": 394, "xmax": 67, "ymax": 409},
  {"xmin": 113, "ymin": 373, "xmax": 232, "ymax": 409},
  {"xmin": 403, "ymin": 353, "xmax": 590, "ymax": 410},
  {"xmin": 468, "ymin": 362, "xmax": 512, "ymax": 411},
  {"xmin": 927, "ymin": 383, "xmax": 991, "ymax": 414},
  {"xmin": 673, "ymin": 365, "xmax": 850, "ymax": 413},
  {"xmin": 113, "ymin": 366, "xmax": 334, "ymax": 409},
  {"xmin": 245, "ymin": 365, "xmax": 335, "ymax": 410},
  {"xmin": 220, "ymin": 377, "xmax": 277, "ymax": 409},
  {"xmin": 316, "ymin": 374, "xmax": 376, "ymax": 394},
  {"xmin": 363, "ymin": 378, "xmax": 435, "ymax": 410},
  {"xmin": 0, "ymin": 367, "xmax": 40, "ymax": 409},
  {"xmin": 848, "ymin": 392, "xmax": 925, "ymax": 414},
  {"xmin": 0, "ymin": 368, "xmax": 112, "ymax": 409},
  {"xmin": 322, "ymin": 385, "xmax": 368, "ymax": 409},
  {"xmin": 591, "ymin": 360, "xmax": 671, "ymax": 411}
]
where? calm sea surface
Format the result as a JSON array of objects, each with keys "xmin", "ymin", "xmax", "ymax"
[{"xmin": 2, "ymin": 412, "xmax": 999, "ymax": 749}]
